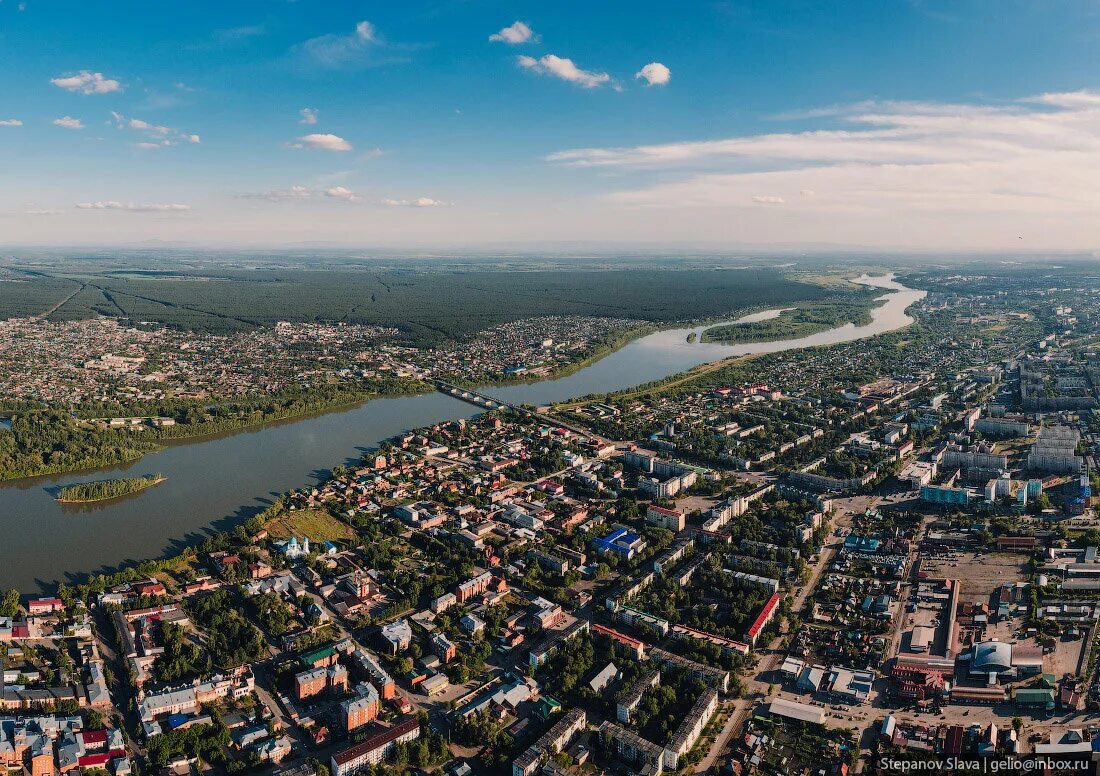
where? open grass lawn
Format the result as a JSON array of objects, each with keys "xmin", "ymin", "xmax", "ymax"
[{"xmin": 265, "ymin": 508, "xmax": 354, "ymax": 543}]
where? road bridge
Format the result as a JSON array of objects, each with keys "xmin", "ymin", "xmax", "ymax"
[{"xmin": 430, "ymin": 379, "xmax": 612, "ymax": 444}]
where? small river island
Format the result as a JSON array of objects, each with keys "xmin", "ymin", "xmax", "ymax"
[
  {"xmin": 56, "ymin": 474, "xmax": 167, "ymax": 504},
  {"xmin": 700, "ymin": 296, "xmax": 880, "ymax": 344}
]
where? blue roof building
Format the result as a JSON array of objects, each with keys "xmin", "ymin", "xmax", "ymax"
[
  {"xmin": 843, "ymin": 535, "xmax": 881, "ymax": 553},
  {"xmin": 592, "ymin": 527, "xmax": 647, "ymax": 559}
]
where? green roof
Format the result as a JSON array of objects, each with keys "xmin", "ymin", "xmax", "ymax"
[
  {"xmin": 299, "ymin": 644, "xmax": 337, "ymax": 666},
  {"xmin": 1014, "ymin": 688, "xmax": 1055, "ymax": 704},
  {"xmin": 534, "ymin": 696, "xmax": 562, "ymax": 720}
]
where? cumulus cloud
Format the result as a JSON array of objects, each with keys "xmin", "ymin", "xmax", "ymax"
[
  {"xmin": 379, "ymin": 197, "xmax": 449, "ymax": 207},
  {"xmin": 635, "ymin": 62, "xmax": 670, "ymax": 86},
  {"xmin": 110, "ymin": 112, "xmax": 201, "ymax": 148},
  {"xmin": 0, "ymin": 119, "xmax": 22, "ymax": 126},
  {"xmin": 517, "ymin": 54, "xmax": 610, "ymax": 89},
  {"xmin": 50, "ymin": 71, "xmax": 121, "ymax": 95},
  {"xmin": 293, "ymin": 133, "xmax": 353, "ymax": 152},
  {"xmin": 53, "ymin": 116, "xmax": 84, "ymax": 129},
  {"xmin": 129, "ymin": 118, "xmax": 169, "ymax": 134},
  {"xmin": 489, "ymin": 21, "xmax": 535, "ymax": 44},
  {"xmin": 75, "ymin": 201, "xmax": 190, "ymax": 212},
  {"xmin": 292, "ymin": 20, "xmax": 394, "ymax": 69},
  {"xmin": 544, "ymin": 90, "xmax": 1100, "ymax": 246},
  {"xmin": 299, "ymin": 107, "xmax": 318, "ymax": 125},
  {"xmin": 323, "ymin": 186, "xmax": 359, "ymax": 202}
]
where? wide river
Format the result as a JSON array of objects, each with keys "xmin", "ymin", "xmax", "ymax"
[{"xmin": 0, "ymin": 275, "xmax": 924, "ymax": 593}]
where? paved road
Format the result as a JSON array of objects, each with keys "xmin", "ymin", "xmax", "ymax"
[{"xmin": 694, "ymin": 501, "xmax": 862, "ymax": 772}]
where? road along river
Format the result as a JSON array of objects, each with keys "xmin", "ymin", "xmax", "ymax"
[{"xmin": 0, "ymin": 274, "xmax": 923, "ymax": 593}]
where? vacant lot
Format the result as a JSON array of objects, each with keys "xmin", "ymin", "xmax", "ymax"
[
  {"xmin": 265, "ymin": 508, "xmax": 354, "ymax": 543},
  {"xmin": 922, "ymin": 551, "xmax": 1028, "ymax": 602}
]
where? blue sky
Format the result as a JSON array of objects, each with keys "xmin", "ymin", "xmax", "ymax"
[{"xmin": 2, "ymin": 0, "xmax": 1100, "ymax": 248}]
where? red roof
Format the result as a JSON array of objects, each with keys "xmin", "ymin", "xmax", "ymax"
[
  {"xmin": 80, "ymin": 730, "xmax": 108, "ymax": 747},
  {"xmin": 78, "ymin": 750, "xmax": 124, "ymax": 768},
  {"xmin": 592, "ymin": 623, "xmax": 645, "ymax": 649},
  {"xmin": 746, "ymin": 594, "xmax": 781, "ymax": 638},
  {"xmin": 331, "ymin": 717, "xmax": 419, "ymax": 766},
  {"xmin": 28, "ymin": 598, "xmax": 63, "ymax": 609},
  {"xmin": 647, "ymin": 505, "xmax": 681, "ymax": 517}
]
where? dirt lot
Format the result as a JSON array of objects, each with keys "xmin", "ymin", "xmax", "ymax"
[
  {"xmin": 922, "ymin": 550, "xmax": 1028, "ymax": 602},
  {"xmin": 1045, "ymin": 634, "xmax": 1090, "ymax": 678},
  {"xmin": 675, "ymin": 494, "xmax": 721, "ymax": 515}
]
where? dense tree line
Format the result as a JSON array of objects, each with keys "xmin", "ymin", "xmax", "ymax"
[
  {"xmin": 2, "ymin": 266, "xmax": 839, "ymax": 346},
  {"xmin": 56, "ymin": 474, "xmax": 164, "ymax": 502},
  {"xmin": 702, "ymin": 292, "xmax": 882, "ymax": 343},
  {"xmin": 146, "ymin": 717, "xmax": 231, "ymax": 768},
  {"xmin": 0, "ymin": 378, "xmax": 425, "ymax": 480},
  {"xmin": 154, "ymin": 622, "xmax": 212, "ymax": 683},
  {"xmin": 0, "ymin": 411, "xmax": 158, "ymax": 481},
  {"xmin": 0, "ymin": 589, "xmax": 20, "ymax": 618},
  {"xmin": 186, "ymin": 589, "xmax": 266, "ymax": 669}
]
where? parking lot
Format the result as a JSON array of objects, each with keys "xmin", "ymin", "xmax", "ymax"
[{"xmin": 922, "ymin": 550, "xmax": 1028, "ymax": 602}]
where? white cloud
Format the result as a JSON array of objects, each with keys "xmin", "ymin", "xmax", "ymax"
[
  {"xmin": 129, "ymin": 118, "xmax": 170, "ymax": 134},
  {"xmin": 293, "ymin": 20, "xmax": 387, "ymax": 69},
  {"xmin": 635, "ymin": 62, "xmax": 670, "ymax": 86},
  {"xmin": 1029, "ymin": 90, "xmax": 1100, "ymax": 108},
  {"xmin": 75, "ymin": 201, "xmax": 190, "ymax": 212},
  {"xmin": 110, "ymin": 112, "xmax": 200, "ymax": 148},
  {"xmin": 0, "ymin": 119, "xmax": 22, "ymax": 126},
  {"xmin": 299, "ymin": 107, "xmax": 318, "ymax": 125},
  {"xmin": 240, "ymin": 185, "xmax": 360, "ymax": 203},
  {"xmin": 355, "ymin": 21, "xmax": 377, "ymax": 42},
  {"xmin": 50, "ymin": 70, "xmax": 122, "ymax": 95},
  {"xmin": 241, "ymin": 186, "xmax": 315, "ymax": 202},
  {"xmin": 26, "ymin": 209, "xmax": 64, "ymax": 216},
  {"xmin": 379, "ymin": 197, "xmax": 449, "ymax": 207},
  {"xmin": 323, "ymin": 186, "xmax": 360, "ymax": 202},
  {"xmin": 517, "ymin": 54, "xmax": 610, "ymax": 89},
  {"xmin": 489, "ymin": 21, "xmax": 535, "ymax": 44},
  {"xmin": 544, "ymin": 89, "xmax": 1100, "ymax": 246},
  {"xmin": 53, "ymin": 116, "xmax": 84, "ymax": 129},
  {"xmin": 295, "ymin": 133, "xmax": 353, "ymax": 152}
]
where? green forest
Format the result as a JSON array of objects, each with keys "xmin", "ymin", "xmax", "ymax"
[
  {"xmin": 1, "ymin": 266, "xmax": 842, "ymax": 346},
  {"xmin": 701, "ymin": 292, "xmax": 883, "ymax": 344},
  {"xmin": 56, "ymin": 474, "xmax": 165, "ymax": 502},
  {"xmin": 0, "ymin": 377, "xmax": 426, "ymax": 480}
]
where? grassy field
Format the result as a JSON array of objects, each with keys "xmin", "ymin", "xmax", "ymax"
[
  {"xmin": 1, "ymin": 266, "xmax": 844, "ymax": 346},
  {"xmin": 264, "ymin": 508, "xmax": 354, "ymax": 543}
]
